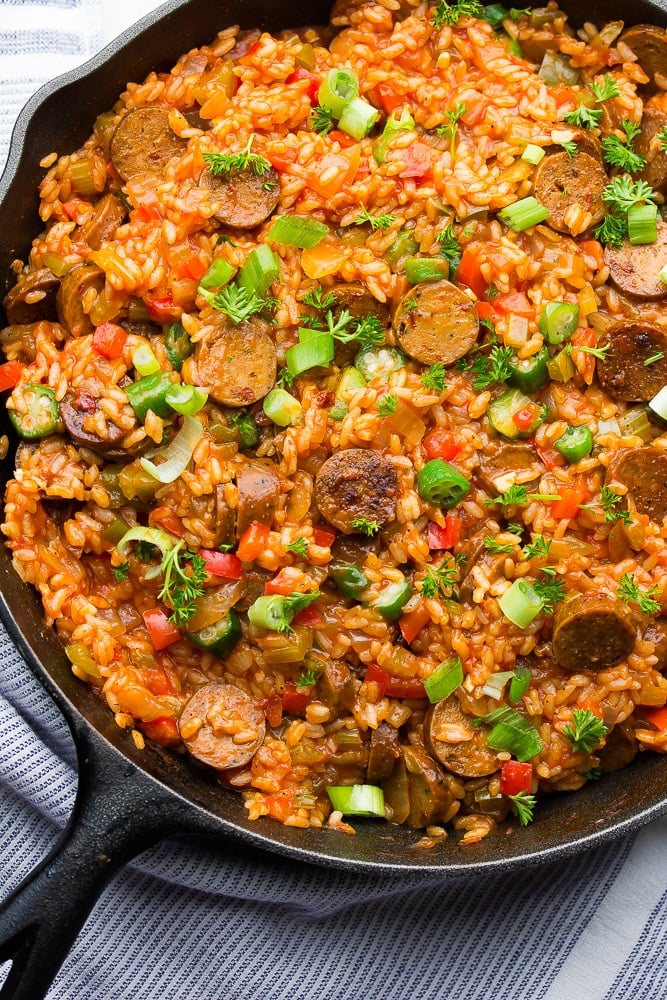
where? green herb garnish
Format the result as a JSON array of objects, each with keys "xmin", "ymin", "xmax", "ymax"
[
  {"xmin": 158, "ymin": 542, "xmax": 207, "ymax": 627},
  {"xmin": 286, "ymin": 537, "xmax": 310, "ymax": 557},
  {"xmin": 617, "ymin": 573, "xmax": 661, "ymax": 615},
  {"xmin": 378, "ymin": 394, "xmax": 398, "ymax": 416},
  {"xmin": 470, "ymin": 345, "xmax": 515, "ymax": 391},
  {"xmin": 421, "ymin": 363, "xmax": 447, "ymax": 392},
  {"xmin": 112, "ymin": 562, "xmax": 130, "ymax": 582},
  {"xmin": 508, "ymin": 790, "xmax": 536, "ymax": 826},
  {"xmin": 436, "ymin": 103, "xmax": 467, "ymax": 156},
  {"xmin": 432, "ymin": 0, "xmax": 482, "ymax": 28},
  {"xmin": 419, "ymin": 560, "xmax": 458, "ymax": 598},
  {"xmin": 563, "ymin": 105, "xmax": 602, "ymax": 130},
  {"xmin": 311, "ymin": 104, "xmax": 335, "ymax": 135},
  {"xmin": 522, "ymin": 535, "xmax": 551, "ymax": 560},
  {"xmin": 202, "ymin": 135, "xmax": 270, "ymax": 180},
  {"xmin": 563, "ymin": 708, "xmax": 608, "ymax": 754},
  {"xmin": 351, "ymin": 517, "xmax": 381, "ymax": 536},
  {"xmin": 590, "ymin": 74, "xmax": 621, "ymax": 102},
  {"xmin": 355, "ymin": 205, "xmax": 396, "ymax": 231}
]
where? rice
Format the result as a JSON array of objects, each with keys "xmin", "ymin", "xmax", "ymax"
[{"xmin": 2, "ymin": 0, "xmax": 667, "ymax": 842}]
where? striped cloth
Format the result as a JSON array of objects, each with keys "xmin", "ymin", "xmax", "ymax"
[{"xmin": 1, "ymin": 4, "xmax": 666, "ymax": 997}]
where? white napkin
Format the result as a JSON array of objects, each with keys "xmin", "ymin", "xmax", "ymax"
[{"xmin": 1, "ymin": 3, "xmax": 667, "ymax": 997}]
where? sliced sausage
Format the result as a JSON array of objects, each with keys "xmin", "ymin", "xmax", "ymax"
[
  {"xmin": 314, "ymin": 448, "xmax": 398, "ymax": 534},
  {"xmin": 532, "ymin": 151, "xmax": 607, "ymax": 233},
  {"xmin": 477, "ymin": 443, "xmax": 544, "ymax": 496},
  {"xmin": 460, "ymin": 547, "xmax": 508, "ymax": 604},
  {"xmin": 392, "ymin": 279, "xmax": 479, "ymax": 366},
  {"xmin": 0, "ymin": 324, "xmax": 38, "ymax": 362},
  {"xmin": 367, "ymin": 722, "xmax": 400, "ymax": 784},
  {"xmin": 235, "ymin": 567, "xmax": 274, "ymax": 612},
  {"xmin": 56, "ymin": 262, "xmax": 106, "ymax": 337},
  {"xmin": 236, "ymin": 461, "xmax": 281, "ymax": 537},
  {"xmin": 636, "ymin": 105, "xmax": 667, "ymax": 193},
  {"xmin": 212, "ymin": 483, "xmax": 236, "ymax": 549},
  {"xmin": 76, "ymin": 193, "xmax": 127, "ymax": 250},
  {"xmin": 402, "ymin": 745, "xmax": 459, "ymax": 828},
  {"xmin": 330, "ymin": 531, "xmax": 381, "ymax": 563},
  {"xmin": 3, "ymin": 269, "xmax": 59, "ymax": 325},
  {"xmin": 596, "ymin": 322, "xmax": 667, "ymax": 401},
  {"xmin": 329, "ymin": 283, "xmax": 390, "ymax": 326},
  {"xmin": 424, "ymin": 697, "xmax": 501, "ymax": 777},
  {"xmin": 382, "ymin": 752, "xmax": 410, "ymax": 824},
  {"xmin": 605, "ymin": 447, "xmax": 667, "ymax": 521},
  {"xmin": 316, "ymin": 656, "xmax": 356, "ymax": 714},
  {"xmin": 60, "ymin": 390, "xmax": 140, "ymax": 458},
  {"xmin": 198, "ymin": 165, "xmax": 280, "ymax": 229},
  {"xmin": 605, "ymin": 221, "xmax": 667, "ymax": 300},
  {"xmin": 644, "ymin": 618, "xmax": 667, "ymax": 672},
  {"xmin": 110, "ymin": 107, "xmax": 186, "ymax": 181},
  {"xmin": 619, "ymin": 24, "xmax": 667, "ymax": 91},
  {"xmin": 597, "ymin": 720, "xmax": 638, "ymax": 772},
  {"xmin": 228, "ymin": 29, "xmax": 262, "ymax": 60},
  {"xmin": 552, "ymin": 594, "xmax": 636, "ymax": 671},
  {"xmin": 179, "ymin": 682, "xmax": 265, "ymax": 770},
  {"xmin": 185, "ymin": 318, "xmax": 277, "ymax": 407}
]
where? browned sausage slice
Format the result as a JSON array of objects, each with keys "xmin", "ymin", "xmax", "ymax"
[
  {"xmin": 402, "ymin": 745, "xmax": 458, "ymax": 828},
  {"xmin": 424, "ymin": 697, "xmax": 501, "ymax": 777},
  {"xmin": 392, "ymin": 279, "xmax": 479, "ymax": 366},
  {"xmin": 605, "ymin": 221, "xmax": 667, "ymax": 300},
  {"xmin": 110, "ymin": 107, "xmax": 186, "ymax": 181},
  {"xmin": 619, "ymin": 24, "xmax": 667, "ymax": 91},
  {"xmin": 598, "ymin": 720, "xmax": 638, "ymax": 772},
  {"xmin": 185, "ymin": 318, "xmax": 277, "ymax": 407},
  {"xmin": 552, "ymin": 594, "xmax": 636, "ymax": 671},
  {"xmin": 596, "ymin": 322, "xmax": 667, "ymax": 401},
  {"xmin": 532, "ymin": 151, "xmax": 607, "ymax": 233},
  {"xmin": 0, "ymin": 323, "xmax": 38, "ymax": 362},
  {"xmin": 198, "ymin": 165, "xmax": 280, "ymax": 229},
  {"xmin": 329, "ymin": 283, "xmax": 390, "ymax": 325},
  {"xmin": 3, "ymin": 269, "xmax": 59, "ymax": 325},
  {"xmin": 236, "ymin": 461, "xmax": 281, "ymax": 537},
  {"xmin": 477, "ymin": 443, "xmax": 544, "ymax": 496},
  {"xmin": 60, "ymin": 390, "xmax": 140, "ymax": 458},
  {"xmin": 636, "ymin": 104, "xmax": 667, "ymax": 193},
  {"xmin": 179, "ymin": 682, "xmax": 266, "ymax": 770},
  {"xmin": 314, "ymin": 448, "xmax": 398, "ymax": 534},
  {"xmin": 77, "ymin": 193, "xmax": 127, "ymax": 250},
  {"xmin": 605, "ymin": 447, "xmax": 667, "ymax": 521},
  {"xmin": 644, "ymin": 618, "xmax": 667, "ymax": 672},
  {"xmin": 367, "ymin": 722, "xmax": 400, "ymax": 784},
  {"xmin": 56, "ymin": 262, "xmax": 106, "ymax": 337}
]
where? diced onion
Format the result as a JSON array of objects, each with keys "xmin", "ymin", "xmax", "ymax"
[{"xmin": 140, "ymin": 415, "xmax": 204, "ymax": 484}]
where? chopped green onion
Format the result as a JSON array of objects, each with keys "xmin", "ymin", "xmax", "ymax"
[
  {"xmin": 198, "ymin": 257, "xmax": 236, "ymax": 291},
  {"xmin": 498, "ymin": 578, "xmax": 543, "ymax": 628},
  {"xmin": 521, "ymin": 143, "xmax": 546, "ymax": 165},
  {"xmin": 649, "ymin": 385, "xmax": 667, "ymax": 422},
  {"xmin": 404, "ymin": 256, "xmax": 450, "ymax": 284},
  {"xmin": 132, "ymin": 343, "xmax": 160, "ymax": 377},
  {"xmin": 164, "ymin": 383, "xmax": 208, "ymax": 415},
  {"xmin": 238, "ymin": 244, "xmax": 281, "ymax": 297},
  {"xmin": 116, "ymin": 526, "xmax": 176, "ymax": 580},
  {"xmin": 481, "ymin": 669, "xmax": 515, "ymax": 700},
  {"xmin": 124, "ymin": 372, "xmax": 179, "ymax": 421},
  {"xmin": 268, "ymin": 215, "xmax": 329, "ymax": 249},
  {"xmin": 483, "ymin": 705, "xmax": 543, "ymax": 761},
  {"xmin": 248, "ymin": 591, "xmax": 319, "ymax": 634},
  {"xmin": 140, "ymin": 415, "xmax": 204, "ymax": 484},
  {"xmin": 424, "ymin": 657, "xmax": 464, "ymax": 703},
  {"xmin": 627, "ymin": 203, "xmax": 658, "ymax": 245},
  {"xmin": 509, "ymin": 665, "xmax": 531, "ymax": 702},
  {"xmin": 417, "ymin": 458, "xmax": 471, "ymax": 509},
  {"xmin": 372, "ymin": 107, "xmax": 415, "ymax": 165},
  {"xmin": 326, "ymin": 784, "xmax": 385, "ymax": 817},
  {"xmin": 263, "ymin": 386, "xmax": 302, "ymax": 426},
  {"xmin": 338, "ymin": 97, "xmax": 380, "ymax": 141},
  {"xmin": 285, "ymin": 334, "xmax": 335, "ymax": 376},
  {"xmin": 553, "ymin": 424, "xmax": 593, "ymax": 463},
  {"xmin": 370, "ymin": 578, "xmax": 412, "ymax": 622},
  {"xmin": 498, "ymin": 196, "xmax": 549, "ymax": 232},
  {"xmin": 538, "ymin": 301, "xmax": 579, "ymax": 344},
  {"xmin": 317, "ymin": 68, "xmax": 359, "ymax": 117}
]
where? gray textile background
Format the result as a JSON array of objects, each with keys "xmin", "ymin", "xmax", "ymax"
[{"xmin": 1, "ymin": 3, "xmax": 666, "ymax": 997}]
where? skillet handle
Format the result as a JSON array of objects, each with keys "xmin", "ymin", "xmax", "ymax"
[{"xmin": 0, "ymin": 723, "xmax": 208, "ymax": 1000}]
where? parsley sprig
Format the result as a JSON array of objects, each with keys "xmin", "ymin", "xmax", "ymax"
[
  {"xmin": 590, "ymin": 74, "xmax": 621, "ymax": 102},
  {"xmin": 201, "ymin": 282, "xmax": 266, "ymax": 325},
  {"xmin": 112, "ymin": 561, "xmax": 130, "ymax": 582},
  {"xmin": 421, "ymin": 363, "xmax": 447, "ymax": 393},
  {"xmin": 286, "ymin": 537, "xmax": 309, "ymax": 557},
  {"xmin": 432, "ymin": 0, "xmax": 482, "ymax": 28},
  {"xmin": 484, "ymin": 537, "xmax": 515, "ymax": 554},
  {"xmin": 532, "ymin": 572, "xmax": 565, "ymax": 615},
  {"xmin": 158, "ymin": 542, "xmax": 207, "ymax": 627},
  {"xmin": 311, "ymin": 104, "xmax": 335, "ymax": 136},
  {"xmin": 420, "ymin": 559, "xmax": 458, "ymax": 599},
  {"xmin": 602, "ymin": 175, "xmax": 657, "ymax": 213},
  {"xmin": 296, "ymin": 667, "xmax": 319, "ymax": 688},
  {"xmin": 437, "ymin": 224, "xmax": 462, "ymax": 276},
  {"xmin": 508, "ymin": 790, "xmax": 536, "ymax": 826},
  {"xmin": 617, "ymin": 573, "xmax": 661, "ymax": 615},
  {"xmin": 601, "ymin": 121, "xmax": 646, "ymax": 173},
  {"xmin": 469, "ymin": 345, "xmax": 514, "ymax": 392},
  {"xmin": 378, "ymin": 394, "xmax": 398, "ymax": 417},
  {"xmin": 563, "ymin": 104, "xmax": 602, "ymax": 130},
  {"xmin": 582, "ymin": 485, "xmax": 631, "ymax": 525},
  {"xmin": 351, "ymin": 517, "xmax": 380, "ymax": 536},
  {"xmin": 563, "ymin": 708, "xmax": 608, "ymax": 754},
  {"xmin": 436, "ymin": 102, "xmax": 467, "ymax": 156},
  {"xmin": 202, "ymin": 135, "xmax": 271, "ymax": 180},
  {"xmin": 485, "ymin": 485, "xmax": 561, "ymax": 509},
  {"xmin": 522, "ymin": 535, "xmax": 551, "ymax": 560},
  {"xmin": 355, "ymin": 205, "xmax": 396, "ymax": 231}
]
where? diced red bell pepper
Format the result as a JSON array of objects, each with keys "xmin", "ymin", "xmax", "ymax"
[
  {"xmin": 551, "ymin": 487, "xmax": 588, "ymax": 521},
  {"xmin": 285, "ymin": 67, "xmax": 321, "ymax": 103},
  {"xmin": 282, "ymin": 682, "xmax": 311, "ymax": 715},
  {"xmin": 364, "ymin": 663, "xmax": 389, "ymax": 698},
  {"xmin": 149, "ymin": 507, "xmax": 185, "ymax": 537},
  {"xmin": 264, "ymin": 793, "xmax": 295, "ymax": 823},
  {"xmin": 495, "ymin": 291, "xmax": 534, "ymax": 318},
  {"xmin": 364, "ymin": 664, "xmax": 427, "ymax": 699},
  {"xmin": 427, "ymin": 515, "xmax": 460, "ymax": 550},
  {"xmin": 263, "ymin": 693, "xmax": 283, "ymax": 728},
  {"xmin": 200, "ymin": 550, "xmax": 243, "ymax": 579},
  {"xmin": 423, "ymin": 428, "xmax": 461, "ymax": 462},
  {"xmin": 513, "ymin": 403, "xmax": 542, "ymax": 432},
  {"xmin": 312, "ymin": 524, "xmax": 336, "ymax": 548},
  {"xmin": 266, "ymin": 147, "xmax": 298, "ymax": 171},
  {"xmin": 293, "ymin": 605, "xmax": 322, "ymax": 627},
  {"xmin": 92, "ymin": 321, "xmax": 128, "ymax": 360},
  {"xmin": 642, "ymin": 705, "xmax": 667, "ymax": 731},
  {"xmin": 175, "ymin": 255, "xmax": 208, "ymax": 281},
  {"xmin": 143, "ymin": 608, "xmax": 180, "ymax": 650},
  {"xmin": 265, "ymin": 566, "xmax": 305, "ymax": 595},
  {"xmin": 327, "ymin": 129, "xmax": 359, "ymax": 149},
  {"xmin": 237, "ymin": 521, "xmax": 270, "ymax": 562},
  {"xmin": 0, "ymin": 360, "xmax": 24, "ymax": 392},
  {"xmin": 477, "ymin": 300, "xmax": 495, "ymax": 321},
  {"xmin": 142, "ymin": 717, "xmax": 180, "ymax": 746},
  {"xmin": 376, "ymin": 82, "xmax": 405, "ymax": 114},
  {"xmin": 399, "ymin": 602, "xmax": 431, "ymax": 645},
  {"xmin": 500, "ymin": 760, "xmax": 533, "ymax": 797},
  {"xmin": 145, "ymin": 295, "xmax": 180, "ymax": 323},
  {"xmin": 457, "ymin": 250, "xmax": 486, "ymax": 300}
]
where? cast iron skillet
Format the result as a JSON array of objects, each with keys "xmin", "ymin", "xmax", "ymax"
[{"xmin": 1, "ymin": 0, "xmax": 667, "ymax": 996}]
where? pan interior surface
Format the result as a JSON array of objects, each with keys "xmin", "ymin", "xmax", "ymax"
[{"xmin": 1, "ymin": 0, "xmax": 667, "ymax": 874}]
